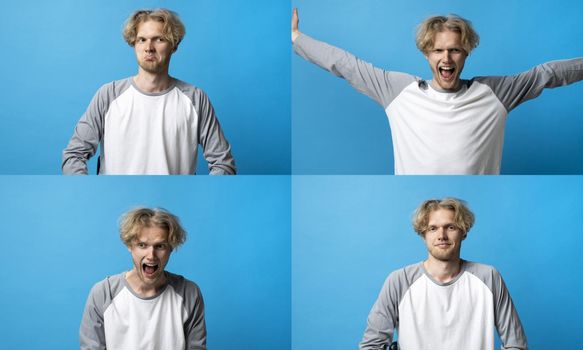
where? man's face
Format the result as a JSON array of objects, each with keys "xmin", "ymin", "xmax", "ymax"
[
  {"xmin": 425, "ymin": 30, "xmax": 467, "ymax": 91},
  {"xmin": 134, "ymin": 20, "xmax": 174, "ymax": 74},
  {"xmin": 128, "ymin": 225, "xmax": 172, "ymax": 288},
  {"xmin": 423, "ymin": 208, "xmax": 465, "ymax": 262}
]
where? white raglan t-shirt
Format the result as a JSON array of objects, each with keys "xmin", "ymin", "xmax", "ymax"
[
  {"xmin": 359, "ymin": 261, "xmax": 527, "ymax": 350},
  {"xmin": 294, "ymin": 34, "xmax": 583, "ymax": 174}
]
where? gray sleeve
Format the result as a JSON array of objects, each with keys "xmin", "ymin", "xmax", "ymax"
[
  {"xmin": 195, "ymin": 90, "xmax": 237, "ymax": 175},
  {"xmin": 475, "ymin": 58, "xmax": 583, "ymax": 112},
  {"xmin": 466, "ymin": 263, "xmax": 528, "ymax": 350},
  {"xmin": 62, "ymin": 79, "xmax": 130, "ymax": 175},
  {"xmin": 359, "ymin": 272, "xmax": 403, "ymax": 350},
  {"xmin": 294, "ymin": 34, "xmax": 417, "ymax": 108},
  {"xmin": 183, "ymin": 282, "xmax": 207, "ymax": 350},
  {"xmin": 79, "ymin": 281, "xmax": 109, "ymax": 350},
  {"xmin": 492, "ymin": 270, "xmax": 528, "ymax": 350},
  {"xmin": 62, "ymin": 87, "xmax": 107, "ymax": 175}
]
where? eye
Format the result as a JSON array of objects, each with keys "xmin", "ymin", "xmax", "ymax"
[
  {"xmin": 156, "ymin": 37, "xmax": 166, "ymax": 42},
  {"xmin": 447, "ymin": 225, "xmax": 457, "ymax": 231},
  {"xmin": 428, "ymin": 226, "xmax": 437, "ymax": 232},
  {"xmin": 136, "ymin": 242, "xmax": 147, "ymax": 248},
  {"xmin": 155, "ymin": 243, "xmax": 169, "ymax": 250}
]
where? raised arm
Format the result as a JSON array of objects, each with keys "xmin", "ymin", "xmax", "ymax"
[
  {"xmin": 291, "ymin": 9, "xmax": 416, "ymax": 108},
  {"xmin": 476, "ymin": 58, "xmax": 583, "ymax": 113}
]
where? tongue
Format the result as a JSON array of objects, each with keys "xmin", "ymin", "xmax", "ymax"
[
  {"xmin": 441, "ymin": 69, "xmax": 454, "ymax": 79},
  {"xmin": 144, "ymin": 265, "xmax": 156, "ymax": 274}
]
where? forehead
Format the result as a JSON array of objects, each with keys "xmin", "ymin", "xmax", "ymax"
[
  {"xmin": 136, "ymin": 225, "xmax": 169, "ymax": 242},
  {"xmin": 427, "ymin": 208, "xmax": 455, "ymax": 224},
  {"xmin": 136, "ymin": 20, "xmax": 165, "ymax": 37},
  {"xmin": 432, "ymin": 30, "xmax": 462, "ymax": 48}
]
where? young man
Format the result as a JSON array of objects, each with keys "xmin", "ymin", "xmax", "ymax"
[
  {"xmin": 291, "ymin": 9, "xmax": 583, "ymax": 175},
  {"xmin": 359, "ymin": 199, "xmax": 527, "ymax": 349},
  {"xmin": 63, "ymin": 9, "xmax": 236, "ymax": 175},
  {"xmin": 80, "ymin": 208, "xmax": 206, "ymax": 350}
]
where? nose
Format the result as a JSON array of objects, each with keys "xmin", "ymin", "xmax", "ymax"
[
  {"xmin": 145, "ymin": 245, "xmax": 155, "ymax": 258},
  {"xmin": 437, "ymin": 227, "xmax": 448, "ymax": 239},
  {"xmin": 145, "ymin": 40, "xmax": 154, "ymax": 52},
  {"xmin": 443, "ymin": 50, "xmax": 452, "ymax": 62}
]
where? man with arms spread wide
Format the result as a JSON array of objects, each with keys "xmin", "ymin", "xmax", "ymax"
[
  {"xmin": 360, "ymin": 198, "xmax": 527, "ymax": 349},
  {"xmin": 80, "ymin": 208, "xmax": 206, "ymax": 350},
  {"xmin": 63, "ymin": 9, "xmax": 235, "ymax": 175},
  {"xmin": 292, "ymin": 9, "xmax": 583, "ymax": 175}
]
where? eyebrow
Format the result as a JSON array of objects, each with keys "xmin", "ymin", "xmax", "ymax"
[{"xmin": 136, "ymin": 239, "xmax": 169, "ymax": 245}]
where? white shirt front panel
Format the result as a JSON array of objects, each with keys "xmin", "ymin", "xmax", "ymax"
[
  {"xmin": 386, "ymin": 81, "xmax": 507, "ymax": 174},
  {"xmin": 398, "ymin": 272, "xmax": 495, "ymax": 350},
  {"xmin": 103, "ymin": 285, "xmax": 186, "ymax": 350},
  {"xmin": 103, "ymin": 84, "xmax": 199, "ymax": 174}
]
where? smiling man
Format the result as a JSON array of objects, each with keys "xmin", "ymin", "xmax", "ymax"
[
  {"xmin": 80, "ymin": 208, "xmax": 206, "ymax": 350},
  {"xmin": 63, "ymin": 9, "xmax": 236, "ymax": 175},
  {"xmin": 292, "ymin": 9, "xmax": 583, "ymax": 174},
  {"xmin": 360, "ymin": 198, "xmax": 527, "ymax": 350}
]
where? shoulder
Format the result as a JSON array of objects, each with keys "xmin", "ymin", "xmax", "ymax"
[
  {"xmin": 463, "ymin": 260, "xmax": 503, "ymax": 290},
  {"xmin": 93, "ymin": 78, "xmax": 133, "ymax": 102},
  {"xmin": 464, "ymin": 260, "xmax": 499, "ymax": 276},
  {"xmin": 87, "ymin": 273, "xmax": 126, "ymax": 307},
  {"xmin": 384, "ymin": 262, "xmax": 425, "ymax": 291},
  {"xmin": 166, "ymin": 271, "xmax": 203, "ymax": 298},
  {"xmin": 173, "ymin": 79, "xmax": 207, "ymax": 98}
]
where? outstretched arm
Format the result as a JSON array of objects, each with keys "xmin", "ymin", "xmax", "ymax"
[
  {"xmin": 476, "ymin": 58, "xmax": 583, "ymax": 113},
  {"xmin": 291, "ymin": 8, "xmax": 415, "ymax": 108}
]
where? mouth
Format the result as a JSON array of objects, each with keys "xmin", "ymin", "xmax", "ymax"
[
  {"xmin": 142, "ymin": 262, "xmax": 159, "ymax": 276},
  {"xmin": 438, "ymin": 66, "xmax": 456, "ymax": 81},
  {"xmin": 435, "ymin": 243, "xmax": 451, "ymax": 248}
]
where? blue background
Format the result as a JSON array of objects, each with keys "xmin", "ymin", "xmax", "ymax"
[
  {"xmin": 1, "ymin": 0, "xmax": 290, "ymax": 174},
  {"xmin": 0, "ymin": 176, "xmax": 290, "ymax": 350},
  {"xmin": 292, "ymin": 176, "xmax": 583, "ymax": 349},
  {"xmin": 292, "ymin": 0, "xmax": 583, "ymax": 174}
]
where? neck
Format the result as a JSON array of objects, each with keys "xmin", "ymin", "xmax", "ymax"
[
  {"xmin": 429, "ymin": 80, "xmax": 461, "ymax": 92},
  {"xmin": 125, "ymin": 269, "xmax": 166, "ymax": 298},
  {"xmin": 133, "ymin": 69, "xmax": 172, "ymax": 93},
  {"xmin": 423, "ymin": 256, "xmax": 462, "ymax": 283}
]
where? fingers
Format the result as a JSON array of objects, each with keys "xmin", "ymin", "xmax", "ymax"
[
  {"xmin": 291, "ymin": 8, "xmax": 300, "ymax": 43},
  {"xmin": 292, "ymin": 8, "xmax": 299, "ymax": 32}
]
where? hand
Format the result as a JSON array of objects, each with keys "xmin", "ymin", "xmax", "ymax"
[{"xmin": 291, "ymin": 8, "xmax": 300, "ymax": 43}]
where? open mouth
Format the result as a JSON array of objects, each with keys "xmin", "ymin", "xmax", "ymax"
[
  {"xmin": 142, "ymin": 263, "xmax": 159, "ymax": 275},
  {"xmin": 439, "ymin": 66, "xmax": 455, "ymax": 81}
]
